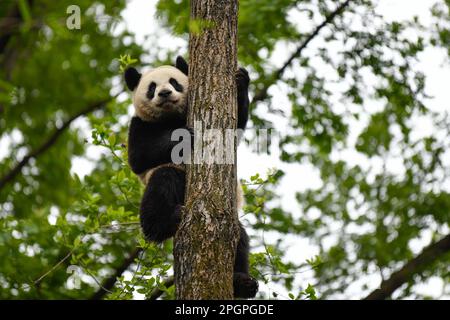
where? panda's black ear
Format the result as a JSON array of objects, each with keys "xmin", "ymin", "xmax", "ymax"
[
  {"xmin": 175, "ymin": 56, "xmax": 188, "ymax": 75},
  {"xmin": 124, "ymin": 67, "xmax": 141, "ymax": 91}
]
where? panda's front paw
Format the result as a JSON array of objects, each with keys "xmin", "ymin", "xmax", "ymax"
[
  {"xmin": 235, "ymin": 67, "xmax": 250, "ymax": 90},
  {"xmin": 233, "ymin": 272, "xmax": 258, "ymax": 299}
]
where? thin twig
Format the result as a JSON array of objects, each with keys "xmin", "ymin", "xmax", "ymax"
[
  {"xmin": 0, "ymin": 95, "xmax": 118, "ymax": 191},
  {"xmin": 252, "ymin": 0, "xmax": 352, "ymax": 104},
  {"xmin": 34, "ymin": 249, "xmax": 74, "ymax": 285}
]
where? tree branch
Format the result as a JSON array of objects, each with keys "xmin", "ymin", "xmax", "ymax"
[
  {"xmin": 148, "ymin": 276, "xmax": 175, "ymax": 300},
  {"xmin": 90, "ymin": 247, "xmax": 143, "ymax": 300},
  {"xmin": 0, "ymin": 95, "xmax": 115, "ymax": 191},
  {"xmin": 364, "ymin": 233, "xmax": 450, "ymax": 300},
  {"xmin": 252, "ymin": 0, "xmax": 352, "ymax": 103}
]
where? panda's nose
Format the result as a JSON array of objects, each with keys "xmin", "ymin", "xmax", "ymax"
[{"xmin": 158, "ymin": 89, "xmax": 172, "ymax": 98}]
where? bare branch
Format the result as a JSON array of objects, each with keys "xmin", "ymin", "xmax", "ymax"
[
  {"xmin": 34, "ymin": 249, "xmax": 74, "ymax": 285},
  {"xmin": 90, "ymin": 247, "xmax": 143, "ymax": 300},
  {"xmin": 0, "ymin": 95, "xmax": 116, "ymax": 191},
  {"xmin": 364, "ymin": 233, "xmax": 450, "ymax": 300},
  {"xmin": 252, "ymin": 0, "xmax": 352, "ymax": 103}
]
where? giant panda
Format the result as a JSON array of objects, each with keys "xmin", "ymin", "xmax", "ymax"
[{"xmin": 124, "ymin": 56, "xmax": 258, "ymax": 298}]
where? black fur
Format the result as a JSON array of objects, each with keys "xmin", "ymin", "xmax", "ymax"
[
  {"xmin": 169, "ymin": 78, "xmax": 184, "ymax": 92},
  {"xmin": 124, "ymin": 67, "xmax": 141, "ymax": 91},
  {"xmin": 176, "ymin": 56, "xmax": 189, "ymax": 75},
  {"xmin": 233, "ymin": 224, "xmax": 259, "ymax": 298},
  {"xmin": 147, "ymin": 82, "xmax": 157, "ymax": 100},
  {"xmin": 140, "ymin": 165, "xmax": 185, "ymax": 242},
  {"xmin": 128, "ymin": 116, "xmax": 187, "ymax": 174},
  {"xmin": 236, "ymin": 67, "xmax": 250, "ymax": 130},
  {"xmin": 127, "ymin": 57, "xmax": 256, "ymax": 298}
]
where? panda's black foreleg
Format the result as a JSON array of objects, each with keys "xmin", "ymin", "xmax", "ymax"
[
  {"xmin": 233, "ymin": 223, "xmax": 259, "ymax": 298},
  {"xmin": 236, "ymin": 68, "xmax": 250, "ymax": 131},
  {"xmin": 140, "ymin": 165, "xmax": 185, "ymax": 243}
]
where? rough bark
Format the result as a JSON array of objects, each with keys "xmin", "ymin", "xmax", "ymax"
[{"xmin": 174, "ymin": 0, "xmax": 239, "ymax": 299}]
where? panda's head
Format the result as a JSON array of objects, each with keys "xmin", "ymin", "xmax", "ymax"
[{"xmin": 124, "ymin": 56, "xmax": 189, "ymax": 122}]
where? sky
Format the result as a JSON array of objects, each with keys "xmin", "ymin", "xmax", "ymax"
[{"xmin": 71, "ymin": 0, "xmax": 450, "ymax": 299}]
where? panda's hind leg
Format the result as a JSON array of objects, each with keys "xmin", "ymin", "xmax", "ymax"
[
  {"xmin": 233, "ymin": 223, "xmax": 259, "ymax": 298},
  {"xmin": 140, "ymin": 165, "xmax": 185, "ymax": 243}
]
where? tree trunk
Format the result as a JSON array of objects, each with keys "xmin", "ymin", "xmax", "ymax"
[{"xmin": 174, "ymin": 0, "xmax": 239, "ymax": 299}]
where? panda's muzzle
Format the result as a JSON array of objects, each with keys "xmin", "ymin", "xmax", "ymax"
[
  {"xmin": 158, "ymin": 89, "xmax": 172, "ymax": 98},
  {"xmin": 156, "ymin": 89, "xmax": 179, "ymax": 108},
  {"xmin": 157, "ymin": 99, "xmax": 179, "ymax": 108}
]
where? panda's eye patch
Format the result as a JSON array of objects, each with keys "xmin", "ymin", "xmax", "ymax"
[
  {"xmin": 169, "ymin": 78, "xmax": 183, "ymax": 92},
  {"xmin": 146, "ymin": 82, "xmax": 156, "ymax": 99}
]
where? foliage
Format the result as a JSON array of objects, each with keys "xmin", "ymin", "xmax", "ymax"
[{"xmin": 0, "ymin": 0, "xmax": 449, "ymax": 299}]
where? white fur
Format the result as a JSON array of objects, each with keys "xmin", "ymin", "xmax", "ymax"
[
  {"xmin": 132, "ymin": 66, "xmax": 188, "ymax": 122},
  {"xmin": 237, "ymin": 180, "xmax": 244, "ymax": 209},
  {"xmin": 138, "ymin": 163, "xmax": 184, "ymax": 185}
]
